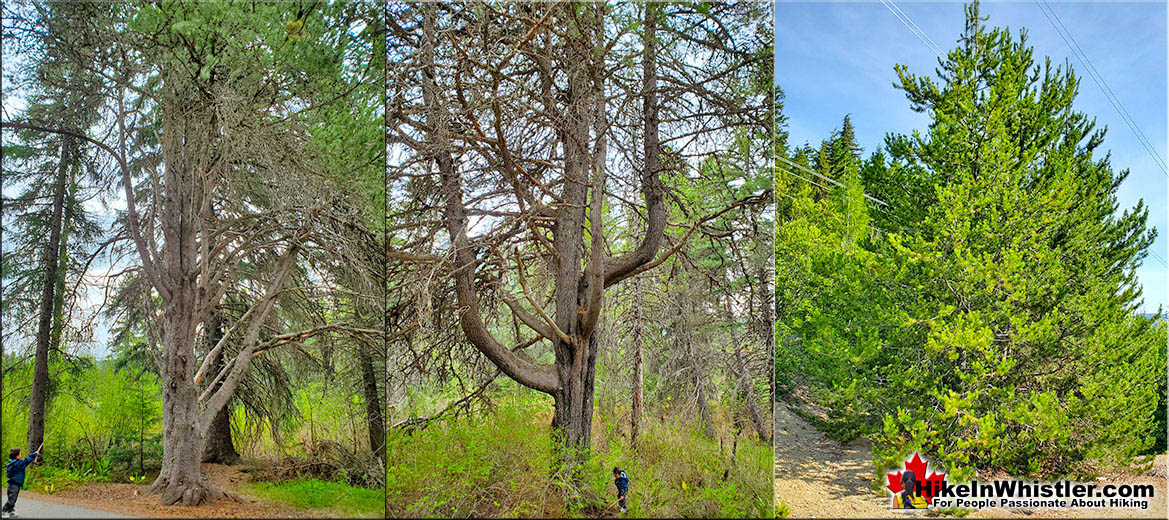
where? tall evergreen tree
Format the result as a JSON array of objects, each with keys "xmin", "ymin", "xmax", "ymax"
[
  {"xmin": 870, "ymin": 3, "xmax": 1164, "ymax": 478},
  {"xmin": 5, "ymin": 1, "xmax": 386, "ymax": 504},
  {"xmin": 779, "ymin": 2, "xmax": 1166, "ymax": 480},
  {"xmin": 1, "ymin": 1, "xmax": 107, "ymax": 458}
]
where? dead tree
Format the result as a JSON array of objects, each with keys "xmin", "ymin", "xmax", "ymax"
[{"xmin": 390, "ymin": 1, "xmax": 770, "ymax": 480}]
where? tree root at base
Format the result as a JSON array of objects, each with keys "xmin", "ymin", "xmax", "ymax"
[{"xmin": 148, "ymin": 476, "xmax": 243, "ymax": 506}]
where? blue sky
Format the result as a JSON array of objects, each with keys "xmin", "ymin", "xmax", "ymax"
[{"xmin": 776, "ymin": 1, "xmax": 1168, "ymax": 311}]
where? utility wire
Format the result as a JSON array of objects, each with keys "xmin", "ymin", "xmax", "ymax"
[
  {"xmin": 880, "ymin": 0, "xmax": 944, "ymax": 57},
  {"xmin": 881, "ymin": 0, "xmax": 1167, "ymax": 178},
  {"xmin": 775, "ymin": 165, "xmax": 894, "ymax": 220},
  {"xmin": 775, "ymin": 165, "xmax": 834, "ymax": 194},
  {"xmin": 777, "ymin": 156, "xmax": 889, "ymax": 207},
  {"xmin": 1148, "ymin": 248, "xmax": 1168, "ymax": 268},
  {"xmin": 877, "ymin": 0, "xmax": 1168, "ymax": 268},
  {"xmin": 776, "ymin": 165, "xmax": 917, "ymax": 237},
  {"xmin": 1035, "ymin": 0, "xmax": 1168, "ymax": 176},
  {"xmin": 1034, "ymin": 0, "xmax": 1167, "ymax": 267}
]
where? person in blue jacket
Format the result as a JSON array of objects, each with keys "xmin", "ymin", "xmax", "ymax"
[
  {"xmin": 3, "ymin": 445, "xmax": 41, "ymax": 518},
  {"xmin": 612, "ymin": 466, "xmax": 629, "ymax": 513}
]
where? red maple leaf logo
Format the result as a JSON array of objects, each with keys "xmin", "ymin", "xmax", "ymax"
[{"xmin": 886, "ymin": 452, "xmax": 947, "ymax": 505}]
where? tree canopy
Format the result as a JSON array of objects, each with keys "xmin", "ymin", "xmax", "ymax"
[{"xmin": 775, "ymin": 3, "xmax": 1166, "ymax": 480}]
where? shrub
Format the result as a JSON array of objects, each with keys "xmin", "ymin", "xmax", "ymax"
[{"xmin": 388, "ymin": 386, "xmax": 771, "ymax": 518}]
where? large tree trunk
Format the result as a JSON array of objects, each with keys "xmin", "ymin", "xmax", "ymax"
[
  {"xmin": 151, "ymin": 274, "xmax": 222, "ymax": 505},
  {"xmin": 148, "ymin": 102, "xmax": 223, "ymax": 506},
  {"xmin": 201, "ymin": 309, "xmax": 239, "ymax": 465},
  {"xmin": 202, "ymin": 405, "xmax": 237, "ymax": 465},
  {"xmin": 154, "ymin": 372, "xmax": 219, "ymax": 506},
  {"xmin": 550, "ymin": 333, "xmax": 599, "ymax": 475},
  {"xmin": 27, "ymin": 135, "xmax": 72, "ymax": 456},
  {"xmin": 423, "ymin": 0, "xmax": 663, "ymax": 492},
  {"xmin": 546, "ymin": 1, "xmax": 612, "ymax": 481},
  {"xmin": 359, "ymin": 344, "xmax": 386, "ymax": 465}
]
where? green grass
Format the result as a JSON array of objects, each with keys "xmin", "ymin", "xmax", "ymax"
[
  {"xmin": 388, "ymin": 387, "xmax": 772, "ymax": 518},
  {"xmin": 21, "ymin": 465, "xmax": 90, "ymax": 494},
  {"xmin": 776, "ymin": 499, "xmax": 791, "ymax": 518},
  {"xmin": 247, "ymin": 478, "xmax": 385, "ymax": 517}
]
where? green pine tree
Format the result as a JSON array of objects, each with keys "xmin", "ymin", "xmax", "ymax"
[{"xmin": 785, "ymin": 2, "xmax": 1166, "ymax": 480}]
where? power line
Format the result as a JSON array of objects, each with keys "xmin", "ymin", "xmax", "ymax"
[
  {"xmin": 776, "ymin": 165, "xmax": 918, "ymax": 238},
  {"xmin": 777, "ymin": 156, "xmax": 889, "ymax": 207},
  {"xmin": 1148, "ymin": 248, "xmax": 1169, "ymax": 269},
  {"xmin": 880, "ymin": 0, "xmax": 944, "ymax": 57},
  {"xmin": 774, "ymin": 163, "xmax": 895, "ymax": 220},
  {"xmin": 883, "ymin": 0, "xmax": 1167, "ymax": 178},
  {"xmin": 1035, "ymin": 0, "xmax": 1168, "ymax": 176},
  {"xmin": 1034, "ymin": 1, "xmax": 1169, "ymax": 270},
  {"xmin": 776, "ymin": 165, "xmax": 886, "ymax": 216},
  {"xmin": 877, "ymin": 0, "xmax": 1168, "ymax": 269},
  {"xmin": 775, "ymin": 165, "xmax": 833, "ymax": 194}
]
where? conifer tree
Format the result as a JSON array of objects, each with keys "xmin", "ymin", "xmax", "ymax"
[
  {"xmin": 868, "ymin": 3, "xmax": 1164, "ymax": 478},
  {"xmin": 779, "ymin": 3, "xmax": 1166, "ymax": 479},
  {"xmin": 1, "ymin": 1, "xmax": 107, "ymax": 458}
]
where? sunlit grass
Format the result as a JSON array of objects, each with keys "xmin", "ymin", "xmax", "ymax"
[
  {"xmin": 388, "ymin": 386, "xmax": 772, "ymax": 518},
  {"xmin": 247, "ymin": 478, "xmax": 385, "ymax": 517}
]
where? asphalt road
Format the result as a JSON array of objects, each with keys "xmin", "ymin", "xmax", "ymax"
[{"xmin": 3, "ymin": 498, "xmax": 129, "ymax": 518}]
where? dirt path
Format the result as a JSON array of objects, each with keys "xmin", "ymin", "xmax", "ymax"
[
  {"xmin": 775, "ymin": 400, "xmax": 1168, "ymax": 518},
  {"xmin": 774, "ymin": 401, "xmax": 896, "ymax": 518}
]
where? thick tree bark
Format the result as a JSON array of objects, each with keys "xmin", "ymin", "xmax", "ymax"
[
  {"xmin": 152, "ymin": 295, "xmax": 221, "ymax": 505},
  {"xmin": 547, "ymin": 16, "xmax": 598, "ymax": 473},
  {"xmin": 359, "ymin": 344, "xmax": 386, "ymax": 465},
  {"xmin": 150, "ymin": 190, "xmax": 222, "ymax": 505},
  {"xmin": 27, "ymin": 135, "xmax": 72, "ymax": 457},
  {"xmin": 202, "ymin": 405, "xmax": 237, "ymax": 465},
  {"xmin": 201, "ymin": 310, "xmax": 239, "ymax": 465},
  {"xmin": 147, "ymin": 102, "xmax": 222, "ymax": 506},
  {"xmin": 550, "ymin": 333, "xmax": 599, "ymax": 473}
]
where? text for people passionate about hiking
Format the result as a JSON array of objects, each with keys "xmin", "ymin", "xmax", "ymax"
[{"xmin": 887, "ymin": 453, "xmax": 1155, "ymax": 511}]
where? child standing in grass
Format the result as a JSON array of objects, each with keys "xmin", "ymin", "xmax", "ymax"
[
  {"xmin": 612, "ymin": 467, "xmax": 629, "ymax": 513},
  {"xmin": 3, "ymin": 446, "xmax": 40, "ymax": 518}
]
